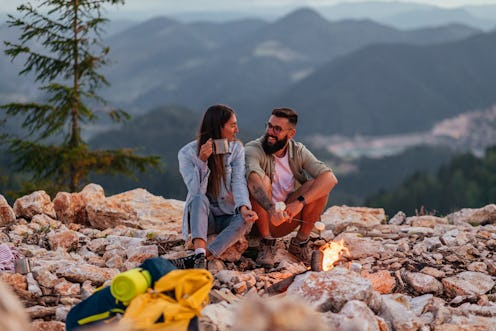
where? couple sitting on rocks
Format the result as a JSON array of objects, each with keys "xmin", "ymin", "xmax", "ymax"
[{"xmin": 170, "ymin": 105, "xmax": 338, "ymax": 270}]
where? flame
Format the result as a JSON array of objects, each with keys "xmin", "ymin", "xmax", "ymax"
[{"xmin": 321, "ymin": 239, "xmax": 349, "ymax": 271}]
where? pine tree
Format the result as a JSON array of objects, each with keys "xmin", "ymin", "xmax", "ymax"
[{"xmin": 1, "ymin": 0, "xmax": 160, "ymax": 194}]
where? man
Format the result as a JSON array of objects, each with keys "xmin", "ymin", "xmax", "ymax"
[{"xmin": 245, "ymin": 108, "xmax": 337, "ymax": 268}]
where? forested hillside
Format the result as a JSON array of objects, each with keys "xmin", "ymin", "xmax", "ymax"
[
  {"xmin": 330, "ymin": 145, "xmax": 456, "ymax": 206},
  {"xmin": 366, "ymin": 147, "xmax": 496, "ymax": 216}
]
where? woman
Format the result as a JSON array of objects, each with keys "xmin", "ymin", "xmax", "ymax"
[{"xmin": 172, "ymin": 104, "xmax": 258, "ymax": 269}]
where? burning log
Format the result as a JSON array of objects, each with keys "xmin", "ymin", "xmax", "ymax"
[
  {"xmin": 267, "ymin": 239, "xmax": 350, "ymax": 295},
  {"xmin": 312, "ymin": 239, "xmax": 349, "ymax": 272}
]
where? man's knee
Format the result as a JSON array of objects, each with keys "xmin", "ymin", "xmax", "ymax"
[
  {"xmin": 306, "ymin": 194, "xmax": 329, "ymax": 208},
  {"xmin": 300, "ymin": 194, "xmax": 328, "ymax": 224}
]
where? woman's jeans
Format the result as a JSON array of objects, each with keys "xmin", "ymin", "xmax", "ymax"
[{"xmin": 188, "ymin": 194, "xmax": 252, "ymax": 257}]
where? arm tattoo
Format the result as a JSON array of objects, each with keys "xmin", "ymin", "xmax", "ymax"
[{"xmin": 253, "ymin": 185, "xmax": 274, "ymax": 211}]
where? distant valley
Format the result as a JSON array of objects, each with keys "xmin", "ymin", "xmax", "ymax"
[{"xmin": 307, "ymin": 105, "xmax": 496, "ymax": 161}]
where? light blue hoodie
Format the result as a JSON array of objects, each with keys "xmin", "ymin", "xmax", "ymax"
[{"xmin": 178, "ymin": 140, "xmax": 251, "ymax": 241}]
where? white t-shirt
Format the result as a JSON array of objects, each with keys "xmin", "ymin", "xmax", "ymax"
[{"xmin": 271, "ymin": 152, "xmax": 294, "ymax": 203}]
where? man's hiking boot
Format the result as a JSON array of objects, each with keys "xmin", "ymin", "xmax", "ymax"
[
  {"xmin": 256, "ymin": 238, "xmax": 277, "ymax": 269},
  {"xmin": 170, "ymin": 253, "xmax": 207, "ymax": 269},
  {"xmin": 288, "ymin": 237, "xmax": 312, "ymax": 265}
]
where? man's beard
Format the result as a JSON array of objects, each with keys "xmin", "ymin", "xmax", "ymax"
[{"xmin": 262, "ymin": 133, "xmax": 288, "ymax": 155}]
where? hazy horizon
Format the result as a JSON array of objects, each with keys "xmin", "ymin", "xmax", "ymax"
[{"xmin": 2, "ymin": 0, "xmax": 496, "ymax": 22}]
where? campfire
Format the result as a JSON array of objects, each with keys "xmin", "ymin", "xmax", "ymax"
[
  {"xmin": 311, "ymin": 239, "xmax": 349, "ymax": 272},
  {"xmin": 267, "ymin": 239, "xmax": 351, "ymax": 295}
]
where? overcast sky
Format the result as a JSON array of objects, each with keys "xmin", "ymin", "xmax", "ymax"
[
  {"xmin": 3, "ymin": 0, "xmax": 496, "ymax": 13},
  {"xmin": 2, "ymin": 0, "xmax": 496, "ymax": 22}
]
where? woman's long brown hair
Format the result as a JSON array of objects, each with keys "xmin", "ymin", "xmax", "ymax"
[{"xmin": 197, "ymin": 104, "xmax": 235, "ymax": 198}]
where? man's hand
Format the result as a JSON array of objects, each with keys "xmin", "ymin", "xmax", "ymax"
[
  {"xmin": 240, "ymin": 206, "xmax": 258, "ymax": 223},
  {"xmin": 269, "ymin": 206, "xmax": 289, "ymax": 226},
  {"xmin": 284, "ymin": 201, "xmax": 304, "ymax": 221},
  {"xmin": 198, "ymin": 138, "xmax": 213, "ymax": 162}
]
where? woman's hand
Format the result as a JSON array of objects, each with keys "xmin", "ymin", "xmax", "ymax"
[
  {"xmin": 240, "ymin": 206, "xmax": 258, "ymax": 223},
  {"xmin": 198, "ymin": 138, "xmax": 213, "ymax": 162}
]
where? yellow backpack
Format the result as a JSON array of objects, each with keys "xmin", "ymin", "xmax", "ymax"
[{"xmin": 120, "ymin": 269, "xmax": 213, "ymax": 331}]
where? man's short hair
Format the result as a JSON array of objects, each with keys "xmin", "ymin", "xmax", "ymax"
[{"xmin": 272, "ymin": 108, "xmax": 298, "ymax": 125}]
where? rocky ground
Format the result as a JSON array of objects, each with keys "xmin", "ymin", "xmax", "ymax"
[{"xmin": 0, "ymin": 184, "xmax": 495, "ymax": 331}]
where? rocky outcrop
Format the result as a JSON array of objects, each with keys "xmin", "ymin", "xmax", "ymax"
[{"xmin": 0, "ymin": 184, "xmax": 495, "ymax": 330}]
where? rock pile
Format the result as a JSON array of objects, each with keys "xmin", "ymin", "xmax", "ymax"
[{"xmin": 0, "ymin": 184, "xmax": 495, "ymax": 330}]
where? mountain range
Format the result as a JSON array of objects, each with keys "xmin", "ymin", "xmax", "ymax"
[
  {"xmin": 101, "ymin": 7, "xmax": 496, "ymax": 138},
  {"xmin": 319, "ymin": 2, "xmax": 496, "ymax": 31},
  {"xmin": 97, "ymin": 8, "xmax": 483, "ymax": 131},
  {"xmin": 96, "ymin": 1, "xmax": 496, "ymax": 31},
  {"xmin": 275, "ymin": 28, "xmax": 496, "ymax": 135},
  {"xmin": 1, "ymin": 6, "xmax": 495, "ymax": 139}
]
